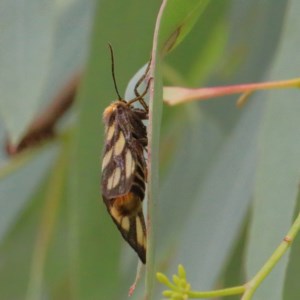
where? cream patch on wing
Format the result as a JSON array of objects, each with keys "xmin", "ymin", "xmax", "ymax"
[
  {"xmin": 121, "ymin": 217, "xmax": 130, "ymax": 232},
  {"xmin": 110, "ymin": 206, "xmax": 121, "ymax": 223},
  {"xmin": 102, "ymin": 148, "xmax": 113, "ymax": 170},
  {"xmin": 106, "ymin": 124, "xmax": 115, "ymax": 141},
  {"xmin": 125, "ymin": 150, "xmax": 135, "ymax": 179},
  {"xmin": 114, "ymin": 132, "xmax": 126, "ymax": 156},
  {"xmin": 107, "ymin": 167, "xmax": 121, "ymax": 190},
  {"xmin": 136, "ymin": 216, "xmax": 145, "ymax": 248}
]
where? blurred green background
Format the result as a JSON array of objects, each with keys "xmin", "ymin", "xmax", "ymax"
[{"xmin": 0, "ymin": 0, "xmax": 299, "ymax": 299}]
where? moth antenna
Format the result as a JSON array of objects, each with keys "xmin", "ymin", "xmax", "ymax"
[{"xmin": 108, "ymin": 43, "xmax": 122, "ymax": 100}]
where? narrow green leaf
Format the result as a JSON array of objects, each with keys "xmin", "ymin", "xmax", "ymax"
[{"xmin": 145, "ymin": 2, "xmax": 165, "ymax": 297}]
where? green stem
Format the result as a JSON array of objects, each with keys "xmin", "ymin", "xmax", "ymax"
[
  {"xmin": 241, "ymin": 211, "xmax": 300, "ymax": 300},
  {"xmin": 187, "ymin": 285, "xmax": 245, "ymax": 298}
]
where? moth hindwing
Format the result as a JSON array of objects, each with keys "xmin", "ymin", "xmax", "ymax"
[{"xmin": 101, "ymin": 44, "xmax": 151, "ymax": 263}]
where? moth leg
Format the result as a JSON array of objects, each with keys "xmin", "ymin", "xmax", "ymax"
[
  {"xmin": 133, "ymin": 109, "xmax": 148, "ymax": 120},
  {"xmin": 127, "ymin": 56, "xmax": 152, "ymax": 112},
  {"xmin": 134, "ymin": 57, "xmax": 152, "ymax": 98},
  {"xmin": 127, "ymin": 77, "xmax": 152, "ymax": 112}
]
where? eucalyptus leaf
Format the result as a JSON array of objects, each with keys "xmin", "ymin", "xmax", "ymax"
[
  {"xmin": 0, "ymin": 0, "xmax": 54, "ymax": 144},
  {"xmin": 167, "ymin": 99, "xmax": 263, "ymax": 289},
  {"xmin": 245, "ymin": 1, "xmax": 300, "ymax": 299},
  {"xmin": 154, "ymin": 0, "xmax": 288, "ymax": 294},
  {"xmin": 0, "ymin": 0, "xmax": 95, "ymax": 145}
]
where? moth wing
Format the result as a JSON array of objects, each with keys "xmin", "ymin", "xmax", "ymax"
[
  {"xmin": 101, "ymin": 131, "xmax": 140, "ymax": 199},
  {"xmin": 105, "ymin": 202, "xmax": 147, "ymax": 263}
]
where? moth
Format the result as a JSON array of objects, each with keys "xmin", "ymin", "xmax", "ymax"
[{"xmin": 101, "ymin": 44, "xmax": 151, "ymax": 263}]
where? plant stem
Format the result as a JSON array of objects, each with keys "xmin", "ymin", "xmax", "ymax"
[
  {"xmin": 241, "ymin": 211, "xmax": 300, "ymax": 300},
  {"xmin": 187, "ymin": 285, "xmax": 245, "ymax": 298},
  {"xmin": 158, "ymin": 209, "xmax": 300, "ymax": 299},
  {"xmin": 164, "ymin": 77, "xmax": 300, "ymax": 105}
]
